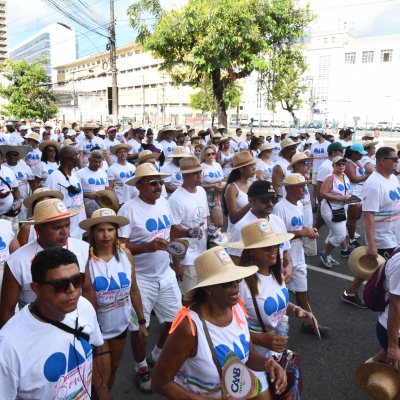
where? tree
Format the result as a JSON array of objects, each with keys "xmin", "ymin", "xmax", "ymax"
[
  {"xmin": 128, "ymin": 0, "xmax": 313, "ymax": 127},
  {"xmin": 0, "ymin": 58, "xmax": 58, "ymax": 120}
]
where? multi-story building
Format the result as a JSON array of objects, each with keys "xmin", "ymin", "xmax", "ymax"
[
  {"xmin": 0, "ymin": 0, "xmax": 7, "ymax": 63},
  {"xmin": 10, "ymin": 23, "xmax": 77, "ymax": 82}
]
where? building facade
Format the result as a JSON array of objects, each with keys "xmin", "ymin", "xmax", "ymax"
[{"xmin": 0, "ymin": 0, "xmax": 7, "ymax": 63}]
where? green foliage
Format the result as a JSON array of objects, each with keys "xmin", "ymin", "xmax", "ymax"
[
  {"xmin": 128, "ymin": 0, "xmax": 313, "ymax": 126},
  {"xmin": 0, "ymin": 58, "xmax": 58, "ymax": 120}
]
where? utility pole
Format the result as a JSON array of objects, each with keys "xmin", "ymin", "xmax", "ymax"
[
  {"xmin": 142, "ymin": 75, "xmax": 146, "ymax": 124},
  {"xmin": 162, "ymin": 74, "xmax": 166, "ymax": 124},
  {"xmin": 109, "ymin": 0, "xmax": 118, "ymax": 125}
]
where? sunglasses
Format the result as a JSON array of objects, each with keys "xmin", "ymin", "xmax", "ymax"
[
  {"xmin": 384, "ymin": 157, "xmax": 399, "ymax": 162},
  {"xmin": 206, "ymin": 152, "xmax": 215, "ymax": 156},
  {"xmin": 148, "ymin": 179, "xmax": 165, "ymax": 186},
  {"xmin": 41, "ymin": 274, "xmax": 83, "ymax": 293},
  {"xmin": 302, "ymin": 161, "xmax": 312, "ymax": 166},
  {"xmin": 219, "ymin": 279, "xmax": 243, "ymax": 288},
  {"xmin": 257, "ymin": 195, "xmax": 279, "ymax": 204}
]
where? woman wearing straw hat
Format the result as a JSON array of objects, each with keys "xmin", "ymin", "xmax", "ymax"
[
  {"xmin": 152, "ymin": 246, "xmax": 287, "ymax": 399},
  {"xmin": 216, "ymin": 136, "xmax": 233, "ymax": 178},
  {"xmin": 33, "ymin": 140, "xmax": 60, "ymax": 188},
  {"xmin": 200, "ymin": 146, "xmax": 224, "ymax": 228},
  {"xmin": 24, "ymin": 131, "xmax": 42, "ymax": 169},
  {"xmin": 360, "ymin": 139, "xmax": 378, "ymax": 174},
  {"xmin": 255, "ymin": 143, "xmax": 275, "ymax": 183},
  {"xmin": 79, "ymin": 208, "xmax": 147, "ymax": 389}
]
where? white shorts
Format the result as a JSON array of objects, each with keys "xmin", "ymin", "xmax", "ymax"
[
  {"xmin": 321, "ymin": 202, "xmax": 347, "ymax": 247},
  {"xmin": 287, "ymin": 262, "xmax": 308, "ymax": 292},
  {"xmin": 178, "ymin": 265, "xmax": 197, "ymax": 296},
  {"xmin": 312, "ymin": 171, "xmax": 318, "ymax": 185},
  {"xmin": 129, "ymin": 268, "xmax": 182, "ymax": 331}
]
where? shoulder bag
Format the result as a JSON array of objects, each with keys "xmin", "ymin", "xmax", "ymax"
[{"xmin": 327, "ymin": 175, "xmax": 347, "ymax": 222}]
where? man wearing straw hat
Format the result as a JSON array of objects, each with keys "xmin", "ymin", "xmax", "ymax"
[
  {"xmin": 0, "ymin": 198, "xmax": 93, "ymax": 328},
  {"xmin": 127, "ymin": 126, "xmax": 145, "ymax": 161},
  {"xmin": 118, "ymin": 163, "xmax": 182, "ymax": 392},
  {"xmin": 161, "ymin": 146, "xmax": 190, "ymax": 195},
  {"xmin": 156, "ymin": 126, "xmax": 178, "ymax": 159},
  {"xmin": 169, "ymin": 156, "xmax": 209, "ymax": 296}
]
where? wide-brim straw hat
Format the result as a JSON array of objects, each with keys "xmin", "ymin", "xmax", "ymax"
[
  {"xmin": 287, "ymin": 152, "xmax": 312, "ymax": 169},
  {"xmin": 331, "ymin": 156, "xmax": 347, "ymax": 164},
  {"xmin": 62, "ymin": 139, "xmax": 76, "ymax": 147},
  {"xmin": 278, "ymin": 138, "xmax": 298, "ymax": 156},
  {"xmin": 184, "ymin": 246, "xmax": 258, "ymax": 301},
  {"xmin": 79, "ymin": 208, "xmax": 129, "ymax": 231},
  {"xmin": 81, "ymin": 122, "xmax": 98, "ymax": 130},
  {"xmin": 25, "ymin": 198, "xmax": 82, "ymax": 225},
  {"xmin": 362, "ymin": 140, "xmax": 379, "ymax": 149},
  {"xmin": 95, "ymin": 190, "xmax": 120, "ymax": 212},
  {"xmin": 125, "ymin": 162, "xmax": 170, "ymax": 186},
  {"xmin": 227, "ymin": 219, "xmax": 294, "ymax": 249},
  {"xmin": 23, "ymin": 188, "xmax": 64, "ymax": 209},
  {"xmin": 348, "ymin": 246, "xmax": 385, "ymax": 280},
  {"xmin": 157, "ymin": 126, "xmax": 179, "ymax": 141},
  {"xmin": 39, "ymin": 140, "xmax": 61, "ymax": 153},
  {"xmin": 232, "ymin": 151, "xmax": 257, "ymax": 170},
  {"xmin": 283, "ymin": 173, "xmax": 311, "ymax": 186},
  {"xmin": 215, "ymin": 136, "xmax": 230, "ymax": 145},
  {"xmin": 355, "ymin": 363, "xmax": 400, "ymax": 400},
  {"xmin": 110, "ymin": 143, "xmax": 132, "ymax": 155},
  {"xmin": 24, "ymin": 132, "xmax": 40, "ymax": 142},
  {"xmin": 179, "ymin": 156, "xmax": 203, "ymax": 174},
  {"xmin": 0, "ymin": 144, "xmax": 29, "ymax": 159},
  {"xmin": 136, "ymin": 149, "xmax": 160, "ymax": 164},
  {"xmin": 258, "ymin": 143, "xmax": 275, "ymax": 154},
  {"xmin": 169, "ymin": 146, "xmax": 191, "ymax": 158}
]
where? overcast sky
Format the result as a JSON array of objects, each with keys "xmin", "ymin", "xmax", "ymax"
[{"xmin": 7, "ymin": 0, "xmax": 400, "ymax": 57}]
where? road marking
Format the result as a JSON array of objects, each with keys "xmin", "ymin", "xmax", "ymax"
[{"xmin": 307, "ymin": 264, "xmax": 355, "ymax": 282}]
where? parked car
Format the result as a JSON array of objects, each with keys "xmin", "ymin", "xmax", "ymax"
[
  {"xmin": 303, "ymin": 120, "xmax": 323, "ymax": 129},
  {"xmin": 240, "ymin": 118, "xmax": 249, "ymax": 126},
  {"xmin": 260, "ymin": 120, "xmax": 271, "ymax": 127},
  {"xmin": 376, "ymin": 121, "xmax": 390, "ymax": 131},
  {"xmin": 281, "ymin": 121, "xmax": 291, "ymax": 128},
  {"xmin": 270, "ymin": 120, "xmax": 282, "ymax": 128},
  {"xmin": 393, "ymin": 123, "xmax": 400, "ymax": 132}
]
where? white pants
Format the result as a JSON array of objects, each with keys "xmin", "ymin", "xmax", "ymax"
[{"xmin": 321, "ymin": 201, "xmax": 347, "ymax": 247}]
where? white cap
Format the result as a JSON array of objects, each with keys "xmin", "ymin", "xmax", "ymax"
[
  {"xmin": 97, "ymin": 129, "xmax": 106, "ymax": 136},
  {"xmin": 273, "ymin": 129, "xmax": 282, "ymax": 137},
  {"xmin": 66, "ymin": 129, "xmax": 76, "ymax": 137},
  {"xmin": 288, "ymin": 128, "xmax": 299, "ymax": 138}
]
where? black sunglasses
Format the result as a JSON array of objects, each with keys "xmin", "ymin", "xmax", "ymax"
[
  {"xmin": 384, "ymin": 157, "xmax": 399, "ymax": 162},
  {"xmin": 41, "ymin": 274, "xmax": 83, "ymax": 293},
  {"xmin": 148, "ymin": 179, "xmax": 164, "ymax": 186},
  {"xmin": 219, "ymin": 279, "xmax": 243, "ymax": 289}
]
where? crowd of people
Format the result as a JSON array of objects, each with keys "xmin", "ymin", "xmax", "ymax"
[{"xmin": 0, "ymin": 118, "xmax": 398, "ymax": 399}]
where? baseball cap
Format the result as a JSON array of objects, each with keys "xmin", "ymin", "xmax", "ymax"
[
  {"xmin": 350, "ymin": 143, "xmax": 367, "ymax": 155},
  {"xmin": 247, "ymin": 180, "xmax": 276, "ymax": 198},
  {"xmin": 327, "ymin": 142, "xmax": 344, "ymax": 153}
]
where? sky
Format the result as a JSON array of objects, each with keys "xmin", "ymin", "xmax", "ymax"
[{"xmin": 6, "ymin": 0, "xmax": 400, "ymax": 58}]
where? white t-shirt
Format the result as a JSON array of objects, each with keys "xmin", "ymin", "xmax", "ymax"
[
  {"xmin": 274, "ymin": 158, "xmax": 290, "ymax": 198},
  {"xmin": 317, "ymin": 159, "xmax": 333, "ymax": 182},
  {"xmin": 360, "ymin": 155, "xmax": 375, "ymax": 168},
  {"xmin": 311, "ymin": 140, "xmax": 329, "ymax": 173},
  {"xmin": 8, "ymin": 132, "xmax": 24, "ymax": 145},
  {"xmin": 45, "ymin": 170, "xmax": 86, "ymax": 239},
  {"xmin": 107, "ymin": 162, "xmax": 136, "ymax": 204},
  {"xmin": 5, "ymin": 162, "xmax": 34, "ymax": 200},
  {"xmin": 25, "ymin": 148, "xmax": 42, "ymax": 169},
  {"xmin": 103, "ymin": 137, "xmax": 120, "ymax": 165},
  {"xmin": 118, "ymin": 196, "xmax": 176, "ymax": 279},
  {"xmin": 75, "ymin": 167, "xmax": 108, "ymax": 193},
  {"xmin": 379, "ymin": 251, "xmax": 400, "ymax": 334},
  {"xmin": 255, "ymin": 159, "xmax": 275, "ymax": 182},
  {"xmin": 273, "ymin": 198, "xmax": 306, "ymax": 269},
  {"xmin": 271, "ymin": 140, "xmax": 281, "ymax": 163},
  {"xmin": 168, "ymin": 186, "xmax": 209, "ymax": 265},
  {"xmin": 362, "ymin": 172, "xmax": 400, "ymax": 249},
  {"xmin": 77, "ymin": 137, "xmax": 106, "ymax": 167},
  {"xmin": 127, "ymin": 138, "xmax": 143, "ymax": 155},
  {"xmin": 33, "ymin": 161, "xmax": 59, "ymax": 186},
  {"xmin": 201, "ymin": 162, "xmax": 223, "ymax": 184},
  {"xmin": 0, "ymin": 165, "xmax": 18, "ymax": 215},
  {"xmin": 161, "ymin": 161, "xmax": 183, "ymax": 190},
  {"xmin": 0, "ymin": 220, "xmax": 14, "ymax": 298},
  {"xmin": 158, "ymin": 140, "xmax": 176, "ymax": 159},
  {"xmin": 7, "ymin": 238, "xmax": 89, "ymax": 306},
  {"xmin": 0, "ymin": 297, "xmax": 102, "ymax": 400}
]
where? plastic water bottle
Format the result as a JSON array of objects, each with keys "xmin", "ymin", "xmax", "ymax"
[{"xmin": 275, "ymin": 315, "xmax": 289, "ymax": 336}]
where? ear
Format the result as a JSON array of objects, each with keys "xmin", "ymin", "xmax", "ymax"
[
  {"xmin": 248, "ymin": 197, "xmax": 255, "ymax": 206},
  {"xmin": 30, "ymin": 282, "xmax": 40, "ymax": 297}
]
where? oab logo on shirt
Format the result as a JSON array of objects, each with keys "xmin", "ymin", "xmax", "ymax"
[
  {"xmin": 215, "ymin": 334, "xmax": 249, "ymax": 367},
  {"xmin": 0, "ymin": 236, "xmax": 6, "ymax": 251},
  {"xmin": 119, "ymin": 171, "xmax": 134, "ymax": 179},
  {"xmin": 389, "ymin": 187, "xmax": 400, "ymax": 202},
  {"xmin": 145, "ymin": 215, "xmax": 171, "ymax": 239}
]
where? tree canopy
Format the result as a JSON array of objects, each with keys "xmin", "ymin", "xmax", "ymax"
[
  {"xmin": 0, "ymin": 58, "xmax": 58, "ymax": 120},
  {"xmin": 128, "ymin": 0, "xmax": 313, "ymax": 126}
]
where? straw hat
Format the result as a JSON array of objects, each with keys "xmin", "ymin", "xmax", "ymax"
[
  {"xmin": 81, "ymin": 122, "xmax": 98, "ymax": 130},
  {"xmin": 348, "ymin": 246, "xmax": 385, "ymax": 280},
  {"xmin": 25, "ymin": 198, "xmax": 82, "ymax": 225},
  {"xmin": 110, "ymin": 143, "xmax": 132, "ymax": 155},
  {"xmin": 184, "ymin": 246, "xmax": 258, "ymax": 301},
  {"xmin": 157, "ymin": 126, "xmax": 179, "ymax": 141},
  {"xmin": 362, "ymin": 140, "xmax": 379, "ymax": 149},
  {"xmin": 62, "ymin": 139, "xmax": 76, "ymax": 147},
  {"xmin": 0, "ymin": 144, "xmax": 29, "ymax": 159},
  {"xmin": 95, "ymin": 190, "xmax": 120, "ymax": 212},
  {"xmin": 258, "ymin": 143, "xmax": 275, "ymax": 154},
  {"xmin": 179, "ymin": 156, "xmax": 202, "ymax": 174},
  {"xmin": 136, "ymin": 149, "xmax": 160, "ymax": 165},
  {"xmin": 125, "ymin": 162, "xmax": 170, "ymax": 186},
  {"xmin": 287, "ymin": 152, "xmax": 312, "ymax": 169},
  {"xmin": 39, "ymin": 140, "xmax": 61, "ymax": 153},
  {"xmin": 169, "ymin": 146, "xmax": 190, "ymax": 158},
  {"xmin": 331, "ymin": 156, "xmax": 347, "ymax": 164},
  {"xmin": 278, "ymin": 138, "xmax": 298, "ymax": 156},
  {"xmin": 79, "ymin": 208, "xmax": 129, "ymax": 231},
  {"xmin": 228, "ymin": 219, "xmax": 294, "ymax": 249},
  {"xmin": 283, "ymin": 173, "xmax": 311, "ymax": 186},
  {"xmin": 215, "ymin": 136, "xmax": 230, "ymax": 145},
  {"xmin": 24, "ymin": 132, "xmax": 40, "ymax": 142},
  {"xmin": 355, "ymin": 363, "xmax": 400, "ymax": 400},
  {"xmin": 23, "ymin": 188, "xmax": 64, "ymax": 209},
  {"xmin": 231, "ymin": 151, "xmax": 256, "ymax": 170}
]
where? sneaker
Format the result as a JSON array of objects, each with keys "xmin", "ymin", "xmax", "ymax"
[
  {"xmin": 328, "ymin": 256, "xmax": 340, "ymax": 266},
  {"xmin": 341, "ymin": 247, "xmax": 353, "ymax": 258},
  {"xmin": 349, "ymin": 240, "xmax": 361, "ymax": 248},
  {"xmin": 312, "ymin": 204, "xmax": 318, "ymax": 213},
  {"xmin": 301, "ymin": 322, "xmax": 331, "ymax": 336},
  {"xmin": 354, "ymin": 231, "xmax": 361, "ymax": 239},
  {"xmin": 319, "ymin": 253, "xmax": 333, "ymax": 269},
  {"xmin": 341, "ymin": 290, "xmax": 367, "ymax": 308},
  {"xmin": 135, "ymin": 368, "xmax": 152, "ymax": 393},
  {"xmin": 146, "ymin": 354, "xmax": 156, "ymax": 368}
]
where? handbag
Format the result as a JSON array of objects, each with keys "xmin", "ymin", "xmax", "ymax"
[
  {"xmin": 250, "ymin": 294, "xmax": 302, "ymax": 399},
  {"xmin": 327, "ymin": 176, "xmax": 347, "ymax": 223},
  {"xmin": 0, "ymin": 176, "xmax": 21, "ymax": 217}
]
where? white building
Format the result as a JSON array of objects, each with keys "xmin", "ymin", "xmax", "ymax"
[
  {"xmin": 0, "ymin": 0, "xmax": 7, "ymax": 63},
  {"xmin": 10, "ymin": 23, "xmax": 77, "ymax": 82}
]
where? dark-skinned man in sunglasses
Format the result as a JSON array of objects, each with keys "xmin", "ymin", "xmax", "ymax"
[
  {"xmin": 0, "ymin": 198, "xmax": 95, "ymax": 328},
  {"xmin": 45, "ymin": 145, "xmax": 87, "ymax": 239},
  {"xmin": 0, "ymin": 247, "xmax": 111, "ymax": 400},
  {"xmin": 118, "ymin": 162, "xmax": 186, "ymax": 393},
  {"xmin": 227, "ymin": 179, "xmax": 294, "ymax": 283}
]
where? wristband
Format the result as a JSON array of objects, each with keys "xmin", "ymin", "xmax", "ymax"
[
  {"xmin": 265, "ymin": 358, "xmax": 273, "ymax": 371},
  {"xmin": 138, "ymin": 319, "xmax": 146, "ymax": 326}
]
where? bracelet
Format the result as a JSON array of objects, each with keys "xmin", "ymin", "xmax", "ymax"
[
  {"xmin": 185, "ymin": 228, "xmax": 193, "ymax": 238},
  {"xmin": 294, "ymin": 306, "xmax": 301, "ymax": 317},
  {"xmin": 265, "ymin": 358, "xmax": 273, "ymax": 371},
  {"xmin": 138, "ymin": 319, "xmax": 146, "ymax": 326}
]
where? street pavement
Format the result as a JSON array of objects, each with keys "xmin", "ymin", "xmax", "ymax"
[{"xmin": 111, "ymin": 219, "xmax": 377, "ymax": 399}]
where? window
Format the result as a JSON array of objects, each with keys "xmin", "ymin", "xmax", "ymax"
[
  {"xmin": 362, "ymin": 51, "xmax": 374, "ymax": 63},
  {"xmin": 331, "ymin": 36, "xmax": 336, "ymax": 43},
  {"xmin": 323, "ymin": 37, "xmax": 328, "ymax": 44},
  {"xmin": 381, "ymin": 49, "xmax": 392, "ymax": 62},
  {"xmin": 345, "ymin": 52, "xmax": 356, "ymax": 64}
]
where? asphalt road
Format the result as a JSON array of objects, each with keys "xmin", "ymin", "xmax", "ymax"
[{"xmin": 112, "ymin": 221, "xmax": 377, "ymax": 400}]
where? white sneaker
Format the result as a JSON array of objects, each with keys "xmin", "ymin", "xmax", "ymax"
[{"xmin": 354, "ymin": 231, "xmax": 361, "ymax": 239}]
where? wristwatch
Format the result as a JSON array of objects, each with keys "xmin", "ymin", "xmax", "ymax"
[{"xmin": 138, "ymin": 319, "xmax": 146, "ymax": 326}]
